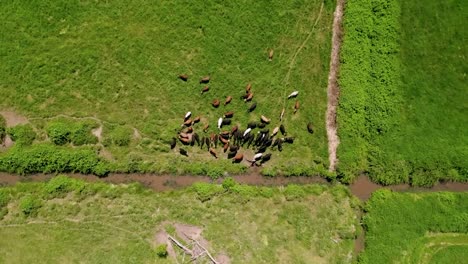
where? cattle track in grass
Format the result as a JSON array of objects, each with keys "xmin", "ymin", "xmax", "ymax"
[{"xmin": 326, "ymin": 0, "xmax": 344, "ymax": 171}]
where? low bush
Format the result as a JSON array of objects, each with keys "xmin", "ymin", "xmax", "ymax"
[
  {"xmin": 44, "ymin": 175, "xmax": 86, "ymax": 198},
  {"xmin": 46, "ymin": 121, "xmax": 71, "ymax": 145},
  {"xmin": 155, "ymin": 244, "xmax": 168, "ymax": 258},
  {"xmin": 103, "ymin": 125, "xmax": 132, "ymax": 147},
  {"xmin": 8, "ymin": 124, "xmax": 36, "ymax": 146},
  {"xmin": 0, "ymin": 144, "xmax": 109, "ymax": 176},
  {"xmin": 192, "ymin": 182, "xmax": 224, "ymax": 202},
  {"xmin": 47, "ymin": 120, "xmax": 98, "ymax": 146},
  {"xmin": 19, "ymin": 194, "xmax": 42, "ymax": 216},
  {"xmin": 70, "ymin": 121, "xmax": 98, "ymax": 146}
]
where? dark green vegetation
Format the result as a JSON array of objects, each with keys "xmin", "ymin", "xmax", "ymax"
[
  {"xmin": 337, "ymin": 0, "xmax": 467, "ymax": 185},
  {"xmin": 359, "ymin": 190, "xmax": 468, "ymax": 263},
  {"xmin": 0, "ymin": 176, "xmax": 359, "ymax": 263},
  {"xmin": 0, "ymin": 0, "xmax": 336, "ymax": 177}
]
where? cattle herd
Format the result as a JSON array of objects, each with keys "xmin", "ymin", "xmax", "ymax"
[{"xmin": 170, "ymin": 51, "xmax": 314, "ymax": 167}]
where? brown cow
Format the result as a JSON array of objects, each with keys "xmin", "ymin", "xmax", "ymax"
[
  {"xmin": 223, "ymin": 142, "xmax": 229, "ymax": 153},
  {"xmin": 245, "ymin": 83, "xmax": 252, "ymax": 93},
  {"xmin": 185, "ymin": 126, "xmax": 193, "ymax": 133},
  {"xmin": 224, "ymin": 111, "xmax": 234, "ymax": 118},
  {"xmin": 244, "ymin": 93, "xmax": 254, "ymax": 102},
  {"xmin": 178, "ymin": 136, "xmax": 190, "ymax": 144},
  {"xmin": 183, "ymin": 119, "xmax": 192, "ymax": 126},
  {"xmin": 268, "ymin": 49, "xmax": 274, "ymax": 61},
  {"xmin": 294, "ymin": 101, "xmax": 300, "ymax": 114},
  {"xmin": 232, "ymin": 153, "xmax": 244, "ymax": 163},
  {"xmin": 212, "ymin": 99, "xmax": 220, "ymax": 108},
  {"xmin": 201, "ymin": 86, "xmax": 210, "ymax": 94},
  {"xmin": 224, "ymin": 96, "xmax": 232, "ymax": 105},
  {"xmin": 200, "ymin": 76, "xmax": 210, "ymax": 84},
  {"xmin": 209, "ymin": 148, "xmax": 218, "ymax": 158},
  {"xmin": 203, "ymin": 123, "xmax": 209, "ymax": 132},
  {"xmin": 193, "ymin": 116, "xmax": 201, "ymax": 124},
  {"xmin": 231, "ymin": 125, "xmax": 238, "ymax": 134},
  {"xmin": 219, "ymin": 135, "xmax": 229, "ymax": 144},
  {"xmin": 179, "ymin": 74, "xmax": 189, "ymax": 81}
]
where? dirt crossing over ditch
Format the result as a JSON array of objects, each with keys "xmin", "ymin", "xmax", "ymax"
[{"xmin": 326, "ymin": 0, "xmax": 344, "ymax": 172}]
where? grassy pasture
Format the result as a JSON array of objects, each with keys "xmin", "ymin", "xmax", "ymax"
[
  {"xmin": 358, "ymin": 190, "xmax": 468, "ymax": 263},
  {"xmin": 337, "ymin": 0, "xmax": 467, "ymax": 185},
  {"xmin": 0, "ymin": 0, "xmax": 336, "ymax": 176},
  {"xmin": 0, "ymin": 176, "xmax": 359, "ymax": 263}
]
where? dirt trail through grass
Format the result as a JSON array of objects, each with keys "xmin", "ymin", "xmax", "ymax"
[{"xmin": 326, "ymin": 0, "xmax": 344, "ymax": 171}]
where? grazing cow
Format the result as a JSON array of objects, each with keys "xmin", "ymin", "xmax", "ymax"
[
  {"xmin": 179, "ymin": 74, "xmax": 189, "ymax": 81},
  {"xmin": 184, "ymin": 111, "xmax": 192, "ymax": 120},
  {"xmin": 183, "ymin": 119, "xmax": 192, "ymax": 127},
  {"xmin": 232, "ymin": 153, "xmax": 243, "ymax": 163},
  {"xmin": 247, "ymin": 121, "xmax": 257, "ymax": 129},
  {"xmin": 278, "ymin": 139, "xmax": 283, "ymax": 151},
  {"xmin": 243, "ymin": 128, "xmax": 252, "ymax": 137},
  {"xmin": 260, "ymin": 115, "xmax": 271, "ymax": 124},
  {"xmin": 200, "ymin": 136, "xmax": 206, "ymax": 149},
  {"xmin": 229, "ymin": 145, "xmax": 238, "ymax": 152},
  {"xmin": 218, "ymin": 118, "xmax": 223, "ymax": 129},
  {"xmin": 271, "ymin": 126, "xmax": 279, "ymax": 137},
  {"xmin": 228, "ymin": 151, "xmax": 237, "ymax": 159},
  {"xmin": 257, "ymin": 145, "xmax": 267, "ymax": 153},
  {"xmin": 193, "ymin": 116, "xmax": 201, "ymax": 124},
  {"xmin": 212, "ymin": 99, "xmax": 220, "ymax": 108},
  {"xmin": 264, "ymin": 138, "xmax": 273, "ymax": 147},
  {"xmin": 180, "ymin": 148, "xmax": 188, "ymax": 156},
  {"xmin": 248, "ymin": 102, "xmax": 257, "ymax": 112},
  {"xmin": 245, "ymin": 83, "xmax": 252, "ymax": 93},
  {"xmin": 244, "ymin": 93, "xmax": 254, "ymax": 102},
  {"xmin": 193, "ymin": 133, "xmax": 200, "ymax": 146},
  {"xmin": 260, "ymin": 153, "xmax": 272, "ymax": 163},
  {"xmin": 204, "ymin": 137, "xmax": 210, "ymax": 150},
  {"xmin": 253, "ymin": 153, "xmax": 263, "ymax": 161},
  {"xmin": 284, "ymin": 137, "xmax": 294, "ymax": 144},
  {"xmin": 272, "ymin": 138, "xmax": 279, "ymax": 148},
  {"xmin": 258, "ymin": 122, "xmax": 266, "ymax": 128},
  {"xmin": 222, "ymin": 118, "xmax": 232, "ymax": 126},
  {"xmin": 219, "ymin": 136, "xmax": 229, "ymax": 144},
  {"xmin": 268, "ymin": 49, "xmax": 274, "ymax": 61},
  {"xmin": 200, "ymin": 76, "xmax": 210, "ymax": 84},
  {"xmin": 260, "ymin": 128, "xmax": 269, "ymax": 135},
  {"xmin": 223, "ymin": 142, "xmax": 229, "ymax": 152},
  {"xmin": 185, "ymin": 126, "xmax": 193, "ymax": 133},
  {"xmin": 170, "ymin": 137, "xmax": 176, "ymax": 149},
  {"xmin": 294, "ymin": 101, "xmax": 300, "ymax": 114},
  {"xmin": 231, "ymin": 125, "xmax": 238, "ymax": 134},
  {"xmin": 203, "ymin": 123, "xmax": 210, "ymax": 132},
  {"xmin": 209, "ymin": 148, "xmax": 218, "ymax": 158},
  {"xmin": 201, "ymin": 86, "xmax": 210, "ymax": 94},
  {"xmin": 287, "ymin": 91, "xmax": 299, "ymax": 99},
  {"xmin": 246, "ymin": 134, "xmax": 255, "ymax": 148},
  {"xmin": 220, "ymin": 130, "xmax": 230, "ymax": 138},
  {"xmin": 224, "ymin": 96, "xmax": 232, "ymax": 105},
  {"xmin": 307, "ymin": 122, "xmax": 314, "ymax": 134},
  {"xmin": 280, "ymin": 124, "xmax": 286, "ymax": 136},
  {"xmin": 280, "ymin": 108, "xmax": 285, "ymax": 121},
  {"xmin": 224, "ymin": 111, "xmax": 234, "ymax": 118}
]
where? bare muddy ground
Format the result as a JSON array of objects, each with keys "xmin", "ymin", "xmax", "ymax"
[
  {"xmin": 0, "ymin": 111, "xmax": 29, "ymax": 127},
  {"xmin": 326, "ymin": 0, "xmax": 344, "ymax": 172}
]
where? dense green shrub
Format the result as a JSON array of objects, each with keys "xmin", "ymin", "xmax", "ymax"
[
  {"xmin": 283, "ymin": 184, "xmax": 306, "ymax": 201},
  {"xmin": 7, "ymin": 124, "xmax": 36, "ymax": 146},
  {"xmin": 155, "ymin": 244, "xmax": 168, "ymax": 258},
  {"xmin": 0, "ymin": 189, "xmax": 10, "ymax": 208},
  {"xmin": 0, "ymin": 115, "xmax": 6, "ymax": 144},
  {"xmin": 46, "ymin": 122, "xmax": 71, "ymax": 145},
  {"xmin": 0, "ymin": 144, "xmax": 109, "ymax": 176},
  {"xmin": 44, "ymin": 175, "xmax": 86, "ymax": 198},
  {"xmin": 192, "ymin": 182, "xmax": 224, "ymax": 202},
  {"xmin": 70, "ymin": 121, "xmax": 98, "ymax": 146},
  {"xmin": 19, "ymin": 194, "xmax": 42, "ymax": 216}
]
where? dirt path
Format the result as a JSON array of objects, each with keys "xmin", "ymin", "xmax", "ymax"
[{"xmin": 326, "ymin": 0, "xmax": 344, "ymax": 171}]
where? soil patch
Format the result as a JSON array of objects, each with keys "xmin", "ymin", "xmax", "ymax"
[
  {"xmin": 92, "ymin": 126, "xmax": 103, "ymax": 141},
  {"xmin": 0, "ymin": 135, "xmax": 13, "ymax": 151},
  {"xmin": 0, "ymin": 111, "xmax": 29, "ymax": 127},
  {"xmin": 326, "ymin": 0, "xmax": 344, "ymax": 171}
]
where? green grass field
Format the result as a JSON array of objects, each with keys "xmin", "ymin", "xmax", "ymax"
[
  {"xmin": 337, "ymin": 0, "xmax": 467, "ymax": 185},
  {"xmin": 0, "ymin": 0, "xmax": 336, "ymax": 176},
  {"xmin": 358, "ymin": 190, "xmax": 468, "ymax": 263},
  {"xmin": 0, "ymin": 176, "xmax": 360, "ymax": 263}
]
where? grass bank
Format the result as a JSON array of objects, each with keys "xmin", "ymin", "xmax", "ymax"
[{"xmin": 0, "ymin": 175, "xmax": 360, "ymax": 263}]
